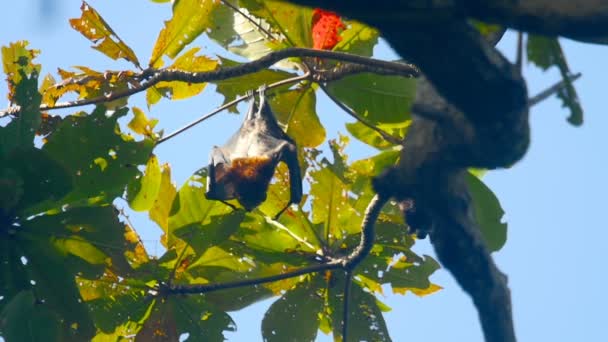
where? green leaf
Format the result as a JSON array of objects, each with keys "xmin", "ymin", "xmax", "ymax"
[
  {"xmin": 326, "ymin": 73, "xmax": 416, "ymax": 124},
  {"xmin": 346, "ymin": 121, "xmax": 408, "ymax": 149},
  {"xmin": 204, "ymin": 284, "xmax": 274, "ymax": 312},
  {"xmin": 262, "ymin": 276, "xmax": 324, "ymax": 342},
  {"xmin": 167, "ymin": 170, "xmax": 233, "ymax": 249},
  {"xmin": 350, "ymin": 148, "xmax": 400, "ymax": 178},
  {"xmin": 527, "ymin": 35, "xmax": 583, "ymax": 125},
  {"xmin": 173, "ymin": 211, "xmax": 245, "ymax": 255},
  {"xmin": 0, "ymin": 291, "xmax": 63, "ymax": 342},
  {"xmin": 229, "ymin": 0, "xmax": 311, "ymax": 61},
  {"xmin": 0, "ymin": 239, "xmax": 29, "ymax": 314},
  {"xmin": 309, "ymin": 164, "xmax": 358, "ymax": 241},
  {"xmin": 42, "ymin": 106, "xmax": 154, "ymax": 205},
  {"xmin": 326, "ymin": 273, "xmax": 392, "ymax": 341},
  {"xmin": 16, "ymin": 237, "xmax": 96, "ymax": 340},
  {"xmin": 213, "ymin": 57, "xmax": 295, "ymax": 113},
  {"xmin": 378, "ymin": 254, "xmax": 440, "ymax": 290},
  {"xmin": 466, "ymin": 172, "xmax": 507, "ymax": 252},
  {"xmin": 128, "ymin": 155, "xmax": 162, "ymax": 211},
  {"xmin": 270, "ymin": 86, "xmax": 326, "ymax": 147},
  {"xmin": 69, "ymin": 1, "xmax": 141, "ymax": 68},
  {"xmin": 2, "ymin": 147, "xmax": 72, "ymax": 215},
  {"xmin": 334, "ymin": 19, "xmax": 379, "ymax": 56},
  {"xmin": 149, "ymin": 0, "xmax": 221, "ymax": 67},
  {"xmin": 23, "ymin": 206, "xmax": 135, "ymax": 274},
  {"xmin": 233, "ymin": 212, "xmax": 318, "ymax": 254},
  {"xmin": 85, "ymin": 285, "xmax": 152, "ymax": 335},
  {"xmin": 149, "ymin": 163, "xmax": 177, "ymax": 233},
  {"xmin": 137, "ymin": 296, "xmax": 235, "ymax": 341}
]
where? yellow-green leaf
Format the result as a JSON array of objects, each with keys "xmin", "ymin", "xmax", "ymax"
[
  {"xmin": 1, "ymin": 41, "xmax": 41, "ymax": 100},
  {"xmin": 149, "ymin": 0, "xmax": 221, "ymax": 67},
  {"xmin": 128, "ymin": 155, "xmax": 162, "ymax": 211},
  {"xmin": 270, "ymin": 86, "xmax": 325, "ymax": 147},
  {"xmin": 69, "ymin": 1, "xmax": 140, "ymax": 67},
  {"xmin": 150, "ymin": 164, "xmax": 177, "ymax": 233},
  {"xmin": 128, "ymin": 107, "xmax": 158, "ymax": 137}
]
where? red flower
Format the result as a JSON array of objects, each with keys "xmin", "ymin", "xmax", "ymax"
[{"xmin": 311, "ymin": 9, "xmax": 346, "ymax": 50}]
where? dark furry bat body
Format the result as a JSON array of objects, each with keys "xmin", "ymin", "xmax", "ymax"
[{"xmin": 205, "ymin": 86, "xmax": 302, "ymax": 215}]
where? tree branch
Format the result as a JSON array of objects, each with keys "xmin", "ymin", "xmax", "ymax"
[
  {"xmin": 528, "ymin": 73, "xmax": 582, "ymax": 107},
  {"xmin": 0, "ymin": 48, "xmax": 418, "ymax": 117},
  {"xmin": 278, "ymin": 2, "xmax": 533, "ymax": 341},
  {"xmin": 282, "ymin": 0, "xmax": 608, "ymax": 42},
  {"xmin": 462, "ymin": 0, "xmax": 608, "ymax": 42}
]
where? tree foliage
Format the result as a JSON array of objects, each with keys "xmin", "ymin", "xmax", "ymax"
[{"xmin": 0, "ymin": 0, "xmax": 589, "ymax": 341}]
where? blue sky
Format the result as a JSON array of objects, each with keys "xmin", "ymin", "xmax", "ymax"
[{"xmin": 1, "ymin": 1, "xmax": 607, "ymax": 341}]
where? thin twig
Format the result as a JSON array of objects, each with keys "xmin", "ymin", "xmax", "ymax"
[
  {"xmin": 0, "ymin": 48, "xmax": 418, "ymax": 116},
  {"xmin": 220, "ymin": 0, "xmax": 276, "ymax": 41},
  {"xmin": 320, "ymin": 84, "xmax": 403, "ymax": 146},
  {"xmin": 516, "ymin": 31, "xmax": 523, "ymax": 72},
  {"xmin": 528, "ymin": 72, "xmax": 582, "ymax": 107},
  {"xmin": 156, "ymin": 72, "xmax": 310, "ymax": 145}
]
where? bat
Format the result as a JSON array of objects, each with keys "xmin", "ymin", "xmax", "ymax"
[{"xmin": 205, "ymin": 86, "xmax": 302, "ymax": 217}]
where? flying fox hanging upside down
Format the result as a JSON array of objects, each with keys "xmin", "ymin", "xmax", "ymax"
[{"xmin": 205, "ymin": 86, "xmax": 302, "ymax": 217}]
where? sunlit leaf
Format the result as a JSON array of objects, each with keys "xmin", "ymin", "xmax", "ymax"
[
  {"xmin": 270, "ymin": 85, "xmax": 325, "ymax": 147},
  {"xmin": 0, "ymin": 41, "xmax": 42, "ymax": 157},
  {"xmin": 309, "ymin": 162, "xmax": 359, "ymax": 241},
  {"xmin": 69, "ymin": 1, "xmax": 140, "ymax": 67},
  {"xmin": 346, "ymin": 121, "xmax": 408, "ymax": 149},
  {"xmin": 128, "ymin": 107, "xmax": 159, "ymax": 137},
  {"xmin": 226, "ymin": 2, "xmax": 296, "ymax": 62},
  {"xmin": 43, "ymin": 67, "xmax": 137, "ymax": 107},
  {"xmin": 149, "ymin": 163, "xmax": 177, "ymax": 233},
  {"xmin": 239, "ymin": 0, "xmax": 313, "ymax": 48},
  {"xmin": 149, "ymin": 0, "xmax": 221, "ymax": 67},
  {"xmin": 233, "ymin": 212, "xmax": 318, "ymax": 254},
  {"xmin": 326, "ymin": 73, "xmax": 416, "ymax": 124},
  {"xmin": 1, "ymin": 40, "xmax": 40, "ymax": 100},
  {"xmin": 128, "ymin": 155, "xmax": 162, "ymax": 212},
  {"xmin": 334, "ymin": 20, "xmax": 379, "ymax": 56},
  {"xmin": 393, "ymin": 283, "xmax": 442, "ymax": 297}
]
